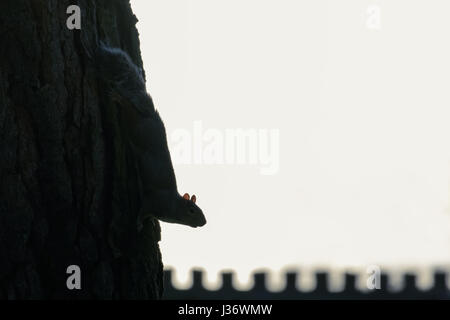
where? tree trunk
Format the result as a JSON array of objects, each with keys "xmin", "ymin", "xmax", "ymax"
[{"xmin": 0, "ymin": 0, "xmax": 163, "ymax": 299}]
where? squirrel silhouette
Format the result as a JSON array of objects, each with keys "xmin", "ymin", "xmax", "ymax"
[{"xmin": 92, "ymin": 42, "xmax": 206, "ymax": 231}]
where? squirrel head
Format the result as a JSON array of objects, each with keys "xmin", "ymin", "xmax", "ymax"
[{"xmin": 174, "ymin": 193, "xmax": 206, "ymax": 228}]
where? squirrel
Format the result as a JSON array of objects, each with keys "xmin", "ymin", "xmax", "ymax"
[{"xmin": 91, "ymin": 42, "xmax": 206, "ymax": 231}]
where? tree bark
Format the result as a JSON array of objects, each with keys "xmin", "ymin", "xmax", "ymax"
[{"xmin": 0, "ymin": 0, "xmax": 163, "ymax": 299}]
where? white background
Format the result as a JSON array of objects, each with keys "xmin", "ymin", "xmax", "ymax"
[{"xmin": 130, "ymin": 0, "xmax": 450, "ymax": 288}]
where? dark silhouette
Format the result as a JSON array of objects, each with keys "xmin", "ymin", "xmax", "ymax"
[
  {"xmin": 0, "ymin": 0, "xmax": 163, "ymax": 299},
  {"xmin": 91, "ymin": 43, "xmax": 206, "ymax": 231}
]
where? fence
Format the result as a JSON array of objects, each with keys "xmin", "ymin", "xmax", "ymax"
[{"xmin": 163, "ymin": 269, "xmax": 450, "ymax": 299}]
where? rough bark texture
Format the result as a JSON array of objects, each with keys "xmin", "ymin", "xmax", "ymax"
[{"xmin": 0, "ymin": 0, "xmax": 164, "ymax": 299}]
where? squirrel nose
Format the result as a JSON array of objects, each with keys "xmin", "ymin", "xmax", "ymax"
[{"xmin": 198, "ymin": 215, "xmax": 207, "ymax": 227}]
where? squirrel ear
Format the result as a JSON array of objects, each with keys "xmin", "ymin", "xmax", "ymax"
[
  {"xmin": 183, "ymin": 193, "xmax": 190, "ymax": 200},
  {"xmin": 191, "ymin": 195, "xmax": 196, "ymax": 203}
]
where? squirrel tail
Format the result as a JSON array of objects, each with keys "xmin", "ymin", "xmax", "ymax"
[
  {"xmin": 93, "ymin": 42, "xmax": 145, "ymax": 86},
  {"xmin": 81, "ymin": 36, "xmax": 154, "ymax": 117}
]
